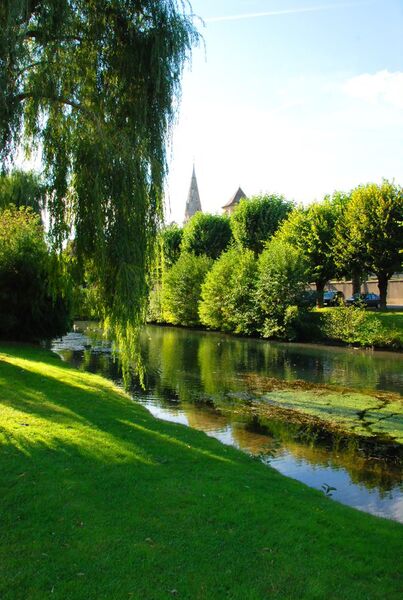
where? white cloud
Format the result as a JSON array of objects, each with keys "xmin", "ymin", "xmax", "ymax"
[
  {"xmin": 342, "ymin": 70, "xmax": 403, "ymax": 110},
  {"xmin": 205, "ymin": 1, "xmax": 370, "ymax": 23}
]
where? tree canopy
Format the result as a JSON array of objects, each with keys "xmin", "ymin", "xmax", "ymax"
[
  {"xmin": 278, "ymin": 198, "xmax": 342, "ymax": 306},
  {"xmin": 182, "ymin": 212, "xmax": 232, "ymax": 259},
  {"xmin": 1, "ymin": 0, "xmax": 198, "ymax": 371},
  {"xmin": 335, "ymin": 181, "xmax": 403, "ymax": 308},
  {"xmin": 159, "ymin": 223, "xmax": 183, "ymax": 268},
  {"xmin": 230, "ymin": 194, "xmax": 293, "ymax": 254}
]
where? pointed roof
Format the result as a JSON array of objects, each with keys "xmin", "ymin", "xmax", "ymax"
[
  {"xmin": 184, "ymin": 165, "xmax": 202, "ymax": 222},
  {"xmin": 222, "ymin": 186, "xmax": 246, "ymax": 209}
]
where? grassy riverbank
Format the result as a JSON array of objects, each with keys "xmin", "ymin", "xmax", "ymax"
[
  {"xmin": 316, "ymin": 308, "xmax": 403, "ymax": 349},
  {"xmin": 1, "ymin": 344, "xmax": 402, "ymax": 600}
]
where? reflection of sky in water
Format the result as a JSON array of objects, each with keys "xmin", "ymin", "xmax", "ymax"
[
  {"xmin": 52, "ymin": 327, "xmax": 403, "ymax": 524},
  {"xmin": 140, "ymin": 398, "xmax": 403, "ymax": 524},
  {"xmin": 267, "ymin": 453, "xmax": 403, "ymax": 522}
]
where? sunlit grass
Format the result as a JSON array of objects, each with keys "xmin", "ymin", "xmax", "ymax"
[{"xmin": 0, "ymin": 343, "xmax": 401, "ymax": 600}]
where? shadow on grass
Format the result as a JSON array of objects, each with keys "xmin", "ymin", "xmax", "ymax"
[
  {"xmin": 1, "ymin": 344, "xmax": 402, "ymax": 600},
  {"xmin": 0, "ymin": 347, "xmax": 234, "ymax": 468}
]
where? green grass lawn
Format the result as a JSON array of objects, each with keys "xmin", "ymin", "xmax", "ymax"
[
  {"xmin": 377, "ymin": 311, "xmax": 403, "ymax": 341},
  {"xmin": 0, "ymin": 343, "xmax": 402, "ymax": 600}
]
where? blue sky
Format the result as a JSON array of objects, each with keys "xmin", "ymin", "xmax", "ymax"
[{"xmin": 165, "ymin": 0, "xmax": 403, "ymax": 223}]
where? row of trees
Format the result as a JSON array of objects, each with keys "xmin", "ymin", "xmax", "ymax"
[
  {"xmin": 152, "ymin": 235, "xmax": 314, "ymax": 341},
  {"xmin": 157, "ymin": 180, "xmax": 402, "ymax": 311},
  {"xmin": 0, "ymin": 174, "xmax": 401, "ymax": 346}
]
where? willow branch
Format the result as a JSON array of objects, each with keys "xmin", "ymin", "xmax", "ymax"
[
  {"xmin": 16, "ymin": 92, "xmax": 82, "ymax": 111},
  {"xmin": 21, "ymin": 30, "xmax": 83, "ymax": 43}
]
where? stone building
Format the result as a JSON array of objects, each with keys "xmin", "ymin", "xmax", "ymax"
[
  {"xmin": 184, "ymin": 165, "xmax": 202, "ymax": 223},
  {"xmin": 221, "ymin": 187, "xmax": 246, "ymax": 215}
]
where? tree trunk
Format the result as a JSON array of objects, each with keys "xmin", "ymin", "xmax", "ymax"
[
  {"xmin": 351, "ymin": 270, "xmax": 361, "ymax": 296},
  {"xmin": 316, "ymin": 281, "xmax": 325, "ymax": 308},
  {"xmin": 377, "ymin": 273, "xmax": 388, "ymax": 309}
]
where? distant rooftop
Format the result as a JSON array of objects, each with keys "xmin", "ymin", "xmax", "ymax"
[{"xmin": 222, "ymin": 187, "xmax": 246, "ymax": 210}]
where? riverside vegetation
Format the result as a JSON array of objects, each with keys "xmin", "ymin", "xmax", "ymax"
[
  {"xmin": 2, "ymin": 5, "xmax": 401, "ymax": 598},
  {"xmin": 144, "ymin": 182, "xmax": 403, "ymax": 350},
  {"xmin": 1, "ymin": 342, "xmax": 402, "ymax": 600}
]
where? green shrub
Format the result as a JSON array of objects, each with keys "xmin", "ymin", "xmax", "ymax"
[
  {"xmin": 256, "ymin": 238, "xmax": 309, "ymax": 340},
  {"xmin": 162, "ymin": 253, "xmax": 213, "ymax": 326},
  {"xmin": 182, "ymin": 213, "xmax": 232, "ymax": 259},
  {"xmin": 0, "ymin": 206, "xmax": 72, "ymax": 340},
  {"xmin": 321, "ymin": 306, "xmax": 396, "ymax": 347},
  {"xmin": 199, "ymin": 246, "xmax": 258, "ymax": 334}
]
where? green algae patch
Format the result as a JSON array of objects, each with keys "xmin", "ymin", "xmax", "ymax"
[
  {"xmin": 261, "ymin": 390, "xmax": 403, "ymax": 442},
  {"xmin": 0, "ymin": 343, "xmax": 402, "ymax": 600},
  {"xmin": 236, "ymin": 374, "xmax": 403, "ymax": 444}
]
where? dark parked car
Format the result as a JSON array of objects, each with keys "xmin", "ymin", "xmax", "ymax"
[
  {"xmin": 345, "ymin": 292, "xmax": 380, "ymax": 308},
  {"xmin": 323, "ymin": 290, "xmax": 344, "ymax": 306}
]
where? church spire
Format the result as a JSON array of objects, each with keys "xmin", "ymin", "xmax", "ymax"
[{"xmin": 184, "ymin": 164, "xmax": 202, "ymax": 223}]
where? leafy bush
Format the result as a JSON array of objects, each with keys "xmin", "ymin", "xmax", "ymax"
[
  {"xmin": 162, "ymin": 253, "xmax": 213, "ymax": 326},
  {"xmin": 0, "ymin": 206, "xmax": 72, "ymax": 340},
  {"xmin": 320, "ymin": 306, "xmax": 397, "ymax": 347},
  {"xmin": 230, "ymin": 194, "xmax": 293, "ymax": 254},
  {"xmin": 182, "ymin": 212, "xmax": 232, "ymax": 259},
  {"xmin": 199, "ymin": 246, "xmax": 258, "ymax": 334},
  {"xmin": 256, "ymin": 238, "xmax": 309, "ymax": 339}
]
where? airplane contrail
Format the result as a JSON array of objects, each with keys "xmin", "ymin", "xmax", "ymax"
[{"xmin": 204, "ymin": 1, "xmax": 371, "ymax": 23}]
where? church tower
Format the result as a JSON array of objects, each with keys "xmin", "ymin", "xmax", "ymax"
[{"xmin": 184, "ymin": 165, "xmax": 202, "ymax": 223}]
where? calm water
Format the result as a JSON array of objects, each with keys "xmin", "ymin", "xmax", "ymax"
[{"xmin": 52, "ymin": 324, "xmax": 403, "ymax": 523}]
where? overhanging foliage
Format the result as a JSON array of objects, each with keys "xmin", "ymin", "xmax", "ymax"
[{"xmin": 0, "ymin": 0, "xmax": 198, "ymax": 375}]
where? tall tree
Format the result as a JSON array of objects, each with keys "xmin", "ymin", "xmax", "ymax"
[
  {"xmin": 336, "ymin": 181, "xmax": 403, "ymax": 309},
  {"xmin": 0, "ymin": 169, "xmax": 45, "ymax": 215},
  {"xmin": 278, "ymin": 198, "xmax": 342, "ymax": 307},
  {"xmin": 0, "ymin": 0, "xmax": 198, "ymax": 372},
  {"xmin": 230, "ymin": 194, "xmax": 293, "ymax": 254},
  {"xmin": 333, "ymin": 191, "xmax": 365, "ymax": 295}
]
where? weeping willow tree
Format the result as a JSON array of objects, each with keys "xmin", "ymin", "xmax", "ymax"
[{"xmin": 0, "ymin": 0, "xmax": 198, "ymax": 378}]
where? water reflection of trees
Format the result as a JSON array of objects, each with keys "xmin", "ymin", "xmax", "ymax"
[
  {"xmin": 135, "ymin": 326, "xmax": 402, "ymax": 493},
  {"xmin": 56, "ymin": 325, "xmax": 402, "ymax": 495}
]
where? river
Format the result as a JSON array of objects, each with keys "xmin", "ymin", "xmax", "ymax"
[{"xmin": 52, "ymin": 323, "xmax": 403, "ymax": 523}]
